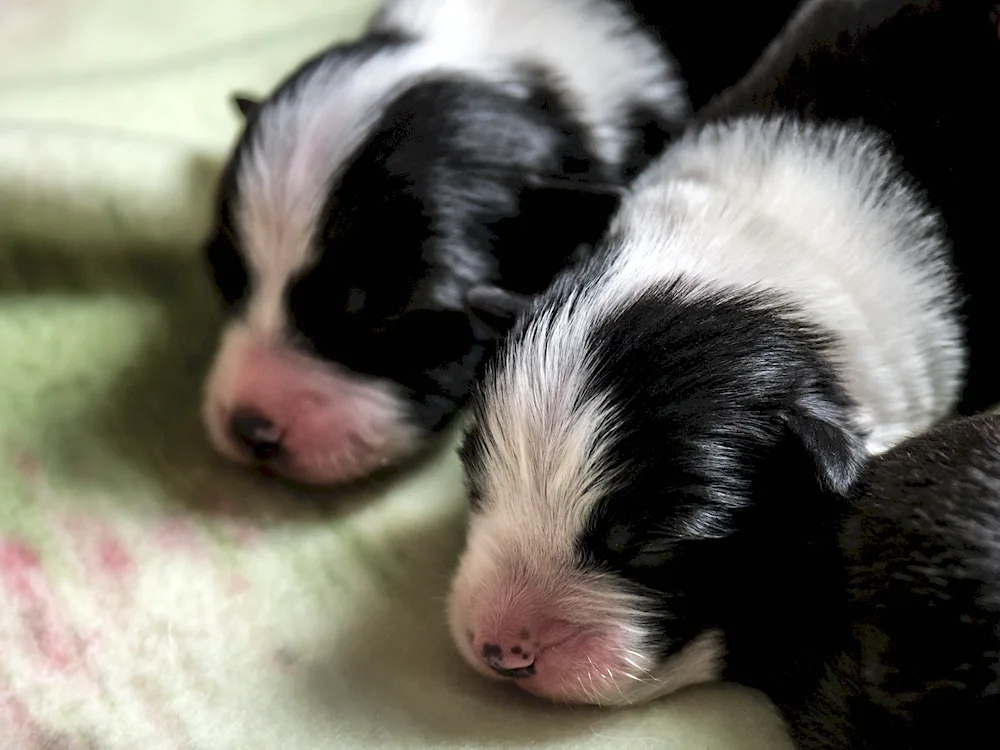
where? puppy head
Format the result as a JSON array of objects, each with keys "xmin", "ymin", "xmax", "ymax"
[
  {"xmin": 448, "ymin": 286, "xmax": 866, "ymax": 704},
  {"xmin": 201, "ymin": 36, "xmax": 628, "ymax": 485}
]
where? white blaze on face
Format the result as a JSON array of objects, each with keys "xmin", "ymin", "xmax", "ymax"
[
  {"xmin": 202, "ymin": 46, "xmax": 440, "ymax": 484},
  {"xmin": 448, "ymin": 116, "xmax": 964, "ymax": 703},
  {"xmin": 447, "ymin": 498, "xmax": 726, "ymax": 704},
  {"xmin": 446, "ymin": 294, "xmax": 723, "ymax": 704},
  {"xmin": 202, "ymin": 0, "xmax": 690, "ymax": 483}
]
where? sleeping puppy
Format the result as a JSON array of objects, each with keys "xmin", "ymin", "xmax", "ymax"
[
  {"xmin": 447, "ymin": 115, "xmax": 966, "ymax": 712},
  {"xmin": 700, "ymin": 0, "xmax": 1000, "ymax": 415},
  {"xmin": 200, "ymin": 0, "xmax": 804, "ymax": 485},
  {"xmin": 784, "ymin": 411, "xmax": 1000, "ymax": 749}
]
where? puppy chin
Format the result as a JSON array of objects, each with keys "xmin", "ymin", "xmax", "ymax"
[
  {"xmin": 446, "ymin": 536, "xmax": 724, "ymax": 705},
  {"xmin": 202, "ymin": 323, "xmax": 424, "ymax": 485}
]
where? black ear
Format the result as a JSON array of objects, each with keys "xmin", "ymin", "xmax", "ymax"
[
  {"xmin": 784, "ymin": 391, "xmax": 867, "ymax": 497},
  {"xmin": 484, "ymin": 177, "xmax": 625, "ymax": 293},
  {"xmin": 465, "ymin": 285, "xmax": 534, "ymax": 333},
  {"xmin": 516, "ymin": 177, "xmax": 625, "ymax": 250},
  {"xmin": 230, "ymin": 93, "xmax": 261, "ymax": 120}
]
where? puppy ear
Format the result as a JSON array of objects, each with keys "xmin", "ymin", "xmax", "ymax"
[
  {"xmin": 465, "ymin": 285, "xmax": 534, "ymax": 332},
  {"xmin": 230, "ymin": 93, "xmax": 261, "ymax": 120},
  {"xmin": 516, "ymin": 177, "xmax": 625, "ymax": 250},
  {"xmin": 484, "ymin": 177, "xmax": 624, "ymax": 293},
  {"xmin": 784, "ymin": 390, "xmax": 866, "ymax": 497}
]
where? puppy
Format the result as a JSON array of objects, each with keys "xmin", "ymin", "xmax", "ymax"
[
  {"xmin": 784, "ymin": 412, "xmax": 1000, "ymax": 749},
  {"xmin": 447, "ymin": 115, "xmax": 966, "ymax": 711},
  {"xmin": 200, "ymin": 0, "xmax": 803, "ymax": 485},
  {"xmin": 700, "ymin": 0, "xmax": 1000, "ymax": 415}
]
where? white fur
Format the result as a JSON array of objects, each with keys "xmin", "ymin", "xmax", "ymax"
[
  {"xmin": 370, "ymin": 0, "xmax": 687, "ymax": 164},
  {"xmin": 483, "ymin": 116, "xmax": 963, "ymax": 470},
  {"xmin": 602, "ymin": 117, "xmax": 964, "ymax": 452},
  {"xmin": 447, "ymin": 509, "xmax": 725, "ymax": 704},
  {"xmin": 233, "ymin": 0, "xmax": 687, "ymax": 336},
  {"xmin": 202, "ymin": 321, "xmax": 423, "ymax": 484},
  {"xmin": 451, "ymin": 116, "xmax": 965, "ymax": 705}
]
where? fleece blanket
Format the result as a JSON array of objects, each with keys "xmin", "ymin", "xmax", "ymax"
[{"xmin": 0, "ymin": 1, "xmax": 794, "ymax": 748}]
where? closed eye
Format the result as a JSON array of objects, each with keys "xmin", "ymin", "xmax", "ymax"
[
  {"xmin": 205, "ymin": 228, "xmax": 249, "ymax": 311},
  {"xmin": 627, "ymin": 543, "xmax": 674, "ymax": 569}
]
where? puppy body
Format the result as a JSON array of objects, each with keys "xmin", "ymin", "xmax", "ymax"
[
  {"xmin": 588, "ymin": 117, "xmax": 963, "ymax": 453},
  {"xmin": 780, "ymin": 414, "xmax": 1000, "ymax": 749},
  {"xmin": 701, "ymin": 0, "xmax": 1000, "ymax": 414},
  {"xmin": 202, "ymin": 0, "xmax": 803, "ymax": 485},
  {"xmin": 448, "ymin": 116, "xmax": 965, "ymax": 710},
  {"xmin": 202, "ymin": 0, "xmax": 686, "ymax": 485}
]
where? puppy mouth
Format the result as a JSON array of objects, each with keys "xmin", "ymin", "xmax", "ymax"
[{"xmin": 487, "ymin": 663, "xmax": 536, "ymax": 679}]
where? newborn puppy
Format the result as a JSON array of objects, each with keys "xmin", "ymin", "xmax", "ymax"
[
  {"xmin": 448, "ymin": 115, "xmax": 966, "ymax": 708},
  {"xmin": 201, "ymin": 0, "xmax": 803, "ymax": 485},
  {"xmin": 700, "ymin": 0, "xmax": 1000, "ymax": 415},
  {"xmin": 784, "ymin": 412, "xmax": 1000, "ymax": 749}
]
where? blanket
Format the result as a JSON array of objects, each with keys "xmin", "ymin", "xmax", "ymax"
[{"xmin": 0, "ymin": 1, "xmax": 793, "ymax": 747}]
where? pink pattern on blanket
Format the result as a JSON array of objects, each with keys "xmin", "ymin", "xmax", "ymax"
[
  {"xmin": 0, "ymin": 693, "xmax": 33, "ymax": 733},
  {"xmin": 97, "ymin": 534, "xmax": 134, "ymax": 577},
  {"xmin": 0, "ymin": 538, "xmax": 84, "ymax": 672},
  {"xmin": 60, "ymin": 514, "xmax": 135, "ymax": 583},
  {"xmin": 0, "ymin": 540, "xmax": 40, "ymax": 599},
  {"xmin": 155, "ymin": 516, "xmax": 208, "ymax": 554}
]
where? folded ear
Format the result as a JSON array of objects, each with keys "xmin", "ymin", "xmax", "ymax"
[
  {"xmin": 783, "ymin": 390, "xmax": 866, "ymax": 497},
  {"xmin": 230, "ymin": 93, "xmax": 261, "ymax": 120},
  {"xmin": 484, "ymin": 177, "xmax": 624, "ymax": 294},
  {"xmin": 516, "ymin": 177, "xmax": 625, "ymax": 250},
  {"xmin": 465, "ymin": 285, "xmax": 534, "ymax": 333}
]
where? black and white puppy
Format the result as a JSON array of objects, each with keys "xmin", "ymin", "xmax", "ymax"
[
  {"xmin": 447, "ymin": 115, "xmax": 966, "ymax": 708},
  {"xmin": 200, "ymin": 0, "xmax": 803, "ymax": 485},
  {"xmin": 700, "ymin": 0, "xmax": 1000, "ymax": 415}
]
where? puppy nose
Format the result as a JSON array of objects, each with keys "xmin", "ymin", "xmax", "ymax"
[
  {"xmin": 230, "ymin": 411, "xmax": 282, "ymax": 461},
  {"xmin": 480, "ymin": 641, "xmax": 536, "ymax": 678}
]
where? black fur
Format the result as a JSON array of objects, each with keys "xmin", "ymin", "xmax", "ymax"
[
  {"xmin": 457, "ymin": 235, "xmax": 874, "ymax": 729},
  {"xmin": 204, "ymin": 0, "xmax": 808, "ymax": 476},
  {"xmin": 207, "ymin": 54, "xmax": 629, "ymax": 432},
  {"xmin": 621, "ymin": 0, "xmax": 806, "ymax": 110},
  {"xmin": 699, "ymin": 0, "xmax": 1000, "ymax": 414},
  {"xmin": 768, "ymin": 413, "xmax": 1000, "ymax": 749},
  {"xmin": 538, "ymin": 273, "xmax": 867, "ymax": 678},
  {"xmin": 458, "ymin": 3, "xmax": 1000, "ymax": 741},
  {"xmin": 562, "ymin": 276, "xmax": 1000, "ymax": 747}
]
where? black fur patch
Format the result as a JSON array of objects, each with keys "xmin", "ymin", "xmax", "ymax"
[
  {"xmin": 618, "ymin": 0, "xmax": 805, "ymax": 110},
  {"xmin": 204, "ymin": 0, "xmax": 809, "ymax": 455},
  {"xmin": 701, "ymin": 0, "xmax": 1000, "ymax": 414},
  {"xmin": 536, "ymin": 275, "xmax": 866, "ymax": 661},
  {"xmin": 204, "ymin": 32, "xmax": 412, "ymax": 319},
  {"xmin": 206, "ymin": 51, "xmax": 631, "ymax": 434},
  {"xmin": 780, "ymin": 414, "xmax": 1000, "ymax": 748}
]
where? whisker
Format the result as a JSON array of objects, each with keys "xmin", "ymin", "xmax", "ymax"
[{"xmin": 622, "ymin": 656, "xmax": 659, "ymax": 680}]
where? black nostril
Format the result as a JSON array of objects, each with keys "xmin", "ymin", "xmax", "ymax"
[
  {"xmin": 487, "ymin": 661, "xmax": 536, "ymax": 679},
  {"xmin": 481, "ymin": 642, "xmax": 535, "ymax": 679},
  {"xmin": 230, "ymin": 411, "xmax": 282, "ymax": 461}
]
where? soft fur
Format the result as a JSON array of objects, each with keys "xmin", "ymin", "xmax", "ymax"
[
  {"xmin": 447, "ymin": 115, "xmax": 965, "ymax": 710},
  {"xmin": 802, "ymin": 412, "xmax": 1000, "ymax": 749},
  {"xmin": 447, "ymin": 3, "xmax": 1000, "ymax": 744},
  {"xmin": 201, "ymin": 0, "xmax": 803, "ymax": 485},
  {"xmin": 700, "ymin": 0, "xmax": 1000, "ymax": 415}
]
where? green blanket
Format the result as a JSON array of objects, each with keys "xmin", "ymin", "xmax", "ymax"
[{"xmin": 0, "ymin": 2, "xmax": 793, "ymax": 747}]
